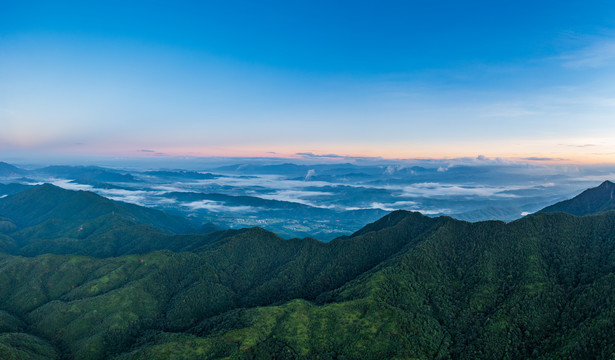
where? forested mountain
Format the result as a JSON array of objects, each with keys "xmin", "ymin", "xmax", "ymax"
[
  {"xmin": 539, "ymin": 180, "xmax": 615, "ymax": 216},
  {"xmin": 1, "ymin": 183, "xmax": 615, "ymax": 359},
  {"xmin": 0, "ymin": 184, "xmax": 196, "ymax": 257}
]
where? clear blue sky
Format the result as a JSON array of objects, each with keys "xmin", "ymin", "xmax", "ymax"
[{"xmin": 2, "ymin": 1, "xmax": 615, "ymax": 162}]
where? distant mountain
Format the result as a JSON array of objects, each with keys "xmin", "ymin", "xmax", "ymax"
[
  {"xmin": 538, "ymin": 180, "xmax": 615, "ymax": 216},
  {"xmin": 34, "ymin": 165, "xmax": 139, "ymax": 183},
  {"xmin": 0, "ymin": 162, "xmax": 27, "ymax": 177},
  {"xmin": 142, "ymin": 170, "xmax": 220, "ymax": 180}
]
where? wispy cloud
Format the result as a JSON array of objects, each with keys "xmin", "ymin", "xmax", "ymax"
[
  {"xmin": 559, "ymin": 143, "xmax": 596, "ymax": 148},
  {"xmin": 521, "ymin": 157, "xmax": 568, "ymax": 162},
  {"xmin": 51, "ymin": 179, "xmax": 94, "ymax": 191},
  {"xmin": 258, "ymin": 190, "xmax": 335, "ymax": 208},
  {"xmin": 296, "ymin": 152, "xmax": 345, "ymax": 159},
  {"xmin": 558, "ymin": 39, "xmax": 615, "ymax": 69},
  {"xmin": 304, "ymin": 169, "xmax": 316, "ymax": 180},
  {"xmin": 399, "ymin": 182, "xmax": 533, "ymax": 198},
  {"xmin": 181, "ymin": 200, "xmax": 259, "ymax": 213}
]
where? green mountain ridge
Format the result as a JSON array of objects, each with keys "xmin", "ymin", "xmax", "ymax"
[
  {"xmin": 1, "ymin": 182, "xmax": 615, "ymax": 358},
  {"xmin": 0, "ymin": 184, "xmax": 199, "ymax": 257},
  {"xmin": 538, "ymin": 180, "xmax": 615, "ymax": 216}
]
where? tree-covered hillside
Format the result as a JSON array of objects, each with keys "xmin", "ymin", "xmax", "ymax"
[
  {"xmin": 1, "ymin": 183, "xmax": 615, "ymax": 359},
  {"xmin": 539, "ymin": 180, "xmax": 615, "ymax": 216},
  {"xmin": 0, "ymin": 184, "xmax": 198, "ymax": 257}
]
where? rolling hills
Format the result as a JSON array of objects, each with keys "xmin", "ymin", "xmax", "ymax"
[{"xmin": 0, "ymin": 182, "xmax": 615, "ymax": 359}]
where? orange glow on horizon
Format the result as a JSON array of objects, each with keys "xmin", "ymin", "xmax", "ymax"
[{"xmin": 8, "ymin": 138, "xmax": 614, "ymax": 165}]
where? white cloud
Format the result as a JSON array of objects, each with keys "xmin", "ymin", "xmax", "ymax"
[
  {"xmin": 304, "ymin": 169, "xmax": 316, "ymax": 180},
  {"xmin": 181, "ymin": 200, "xmax": 259, "ymax": 213},
  {"xmin": 51, "ymin": 179, "xmax": 94, "ymax": 191},
  {"xmin": 258, "ymin": 190, "xmax": 335, "ymax": 208},
  {"xmin": 368, "ymin": 200, "xmax": 418, "ymax": 211},
  {"xmin": 399, "ymin": 182, "xmax": 535, "ymax": 198}
]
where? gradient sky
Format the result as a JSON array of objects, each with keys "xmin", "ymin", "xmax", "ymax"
[{"xmin": 2, "ymin": 1, "xmax": 615, "ymax": 162}]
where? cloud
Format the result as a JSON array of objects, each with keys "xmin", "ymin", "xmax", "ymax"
[
  {"xmin": 304, "ymin": 169, "xmax": 316, "ymax": 180},
  {"xmin": 558, "ymin": 143, "xmax": 596, "ymax": 148},
  {"xmin": 399, "ymin": 182, "xmax": 531, "ymax": 198},
  {"xmin": 138, "ymin": 149, "xmax": 167, "ymax": 156},
  {"xmin": 97, "ymin": 188, "xmax": 155, "ymax": 206},
  {"xmin": 383, "ymin": 165, "xmax": 397, "ymax": 175},
  {"xmin": 571, "ymin": 174, "xmax": 615, "ymax": 182},
  {"xmin": 479, "ymin": 103, "xmax": 538, "ymax": 118},
  {"xmin": 51, "ymin": 179, "xmax": 94, "ymax": 191},
  {"xmin": 181, "ymin": 200, "xmax": 259, "ymax": 213},
  {"xmin": 559, "ymin": 40, "xmax": 615, "ymax": 69},
  {"xmin": 521, "ymin": 157, "xmax": 567, "ymax": 161},
  {"xmin": 193, "ymin": 174, "xmax": 334, "ymax": 191},
  {"xmin": 368, "ymin": 200, "xmax": 418, "ymax": 211},
  {"xmin": 296, "ymin": 152, "xmax": 345, "ymax": 159},
  {"xmin": 258, "ymin": 190, "xmax": 335, "ymax": 208},
  {"xmin": 351, "ymin": 201, "xmax": 447, "ymax": 215}
]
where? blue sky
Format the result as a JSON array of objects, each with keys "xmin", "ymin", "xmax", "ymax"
[{"xmin": 1, "ymin": 1, "xmax": 615, "ymax": 162}]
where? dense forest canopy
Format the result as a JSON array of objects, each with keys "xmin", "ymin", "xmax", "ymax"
[{"xmin": 0, "ymin": 182, "xmax": 614, "ymax": 359}]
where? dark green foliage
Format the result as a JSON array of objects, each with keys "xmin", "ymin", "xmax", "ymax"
[
  {"xmin": 0, "ymin": 183, "xmax": 32, "ymax": 197},
  {"xmin": 0, "ymin": 184, "xmax": 198, "ymax": 256},
  {"xmin": 1, "ymin": 184, "xmax": 615, "ymax": 358},
  {"xmin": 539, "ymin": 180, "xmax": 615, "ymax": 216},
  {"xmin": 0, "ymin": 333, "xmax": 59, "ymax": 360},
  {"xmin": 0, "ymin": 184, "xmax": 192, "ymax": 234}
]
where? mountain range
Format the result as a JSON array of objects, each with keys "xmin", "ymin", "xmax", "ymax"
[{"xmin": 0, "ymin": 181, "xmax": 614, "ymax": 359}]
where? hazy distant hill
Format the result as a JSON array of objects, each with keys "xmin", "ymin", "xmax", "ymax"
[
  {"xmin": 142, "ymin": 170, "xmax": 220, "ymax": 180},
  {"xmin": 1, "ymin": 182, "xmax": 615, "ymax": 359},
  {"xmin": 0, "ymin": 162, "xmax": 27, "ymax": 177},
  {"xmin": 34, "ymin": 165, "xmax": 139, "ymax": 183},
  {"xmin": 538, "ymin": 180, "xmax": 615, "ymax": 216}
]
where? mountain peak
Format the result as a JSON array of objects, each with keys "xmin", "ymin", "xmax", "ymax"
[{"xmin": 538, "ymin": 180, "xmax": 615, "ymax": 216}]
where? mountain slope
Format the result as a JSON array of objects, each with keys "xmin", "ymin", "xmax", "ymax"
[
  {"xmin": 119, "ymin": 211, "xmax": 615, "ymax": 360},
  {"xmin": 538, "ymin": 180, "xmax": 615, "ymax": 216},
  {"xmin": 0, "ymin": 184, "xmax": 196, "ymax": 256},
  {"xmin": 0, "ymin": 162, "xmax": 27, "ymax": 177},
  {"xmin": 0, "ymin": 184, "xmax": 192, "ymax": 234},
  {"xmin": 0, "ymin": 211, "xmax": 444, "ymax": 359},
  {"xmin": 0, "ymin": 210, "xmax": 615, "ymax": 358},
  {"xmin": 2, "ymin": 184, "xmax": 615, "ymax": 359}
]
